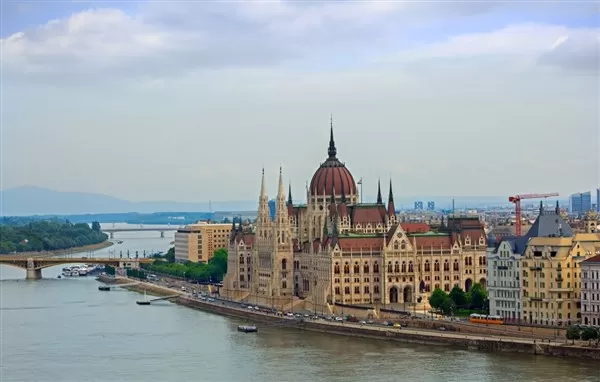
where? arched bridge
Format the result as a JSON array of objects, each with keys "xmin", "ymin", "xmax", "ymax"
[
  {"xmin": 102, "ymin": 227, "xmax": 179, "ymax": 239},
  {"xmin": 0, "ymin": 256, "xmax": 153, "ymax": 280}
]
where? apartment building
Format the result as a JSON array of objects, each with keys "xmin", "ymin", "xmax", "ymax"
[{"xmin": 174, "ymin": 222, "xmax": 232, "ymax": 263}]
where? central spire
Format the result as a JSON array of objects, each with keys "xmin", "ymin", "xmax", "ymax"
[{"xmin": 328, "ymin": 114, "xmax": 337, "ymax": 159}]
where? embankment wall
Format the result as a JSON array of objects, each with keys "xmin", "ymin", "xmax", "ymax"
[{"xmin": 98, "ymin": 276, "xmax": 599, "ymax": 361}]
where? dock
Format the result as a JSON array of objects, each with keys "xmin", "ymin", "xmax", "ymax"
[
  {"xmin": 98, "ymin": 282, "xmax": 139, "ymax": 291},
  {"xmin": 135, "ymin": 294, "xmax": 180, "ymax": 305}
]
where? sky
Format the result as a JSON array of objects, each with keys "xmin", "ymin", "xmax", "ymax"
[{"xmin": 1, "ymin": 0, "xmax": 599, "ymax": 203}]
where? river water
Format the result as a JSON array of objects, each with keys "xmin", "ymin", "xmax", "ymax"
[{"xmin": 1, "ymin": 224, "xmax": 599, "ymax": 382}]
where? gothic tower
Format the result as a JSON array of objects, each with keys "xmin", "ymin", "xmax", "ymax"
[{"xmin": 273, "ymin": 167, "xmax": 293, "ymax": 298}]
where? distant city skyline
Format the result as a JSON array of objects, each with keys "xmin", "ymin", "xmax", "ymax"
[{"xmin": 2, "ymin": 2, "xmax": 598, "ymax": 202}]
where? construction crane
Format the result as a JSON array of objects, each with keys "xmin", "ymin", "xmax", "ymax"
[{"xmin": 508, "ymin": 193, "xmax": 559, "ymax": 236}]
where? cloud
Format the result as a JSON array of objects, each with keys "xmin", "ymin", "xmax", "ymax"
[
  {"xmin": 4, "ymin": 1, "xmax": 596, "ymax": 84},
  {"xmin": 378, "ymin": 24, "xmax": 599, "ymax": 73}
]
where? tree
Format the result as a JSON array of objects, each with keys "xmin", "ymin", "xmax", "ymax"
[
  {"xmin": 91, "ymin": 221, "xmax": 102, "ymax": 232},
  {"xmin": 566, "ymin": 325, "xmax": 580, "ymax": 344},
  {"xmin": 165, "ymin": 247, "xmax": 175, "ymax": 263},
  {"xmin": 440, "ymin": 295, "xmax": 456, "ymax": 316},
  {"xmin": 449, "ymin": 285, "xmax": 468, "ymax": 308},
  {"xmin": 580, "ymin": 327, "xmax": 598, "ymax": 345},
  {"xmin": 429, "ymin": 288, "xmax": 448, "ymax": 310},
  {"xmin": 468, "ymin": 283, "xmax": 488, "ymax": 310}
]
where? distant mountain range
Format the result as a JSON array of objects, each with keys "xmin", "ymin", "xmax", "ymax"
[
  {"xmin": 0, "ymin": 186, "xmax": 256, "ymax": 216},
  {"xmin": 1, "ymin": 185, "xmax": 527, "ymax": 217}
]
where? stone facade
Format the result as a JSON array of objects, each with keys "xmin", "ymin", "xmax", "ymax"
[
  {"xmin": 580, "ymin": 255, "xmax": 600, "ymax": 326},
  {"xmin": 222, "ymin": 122, "xmax": 488, "ymax": 313},
  {"xmin": 486, "ymin": 236, "xmax": 523, "ymax": 321}
]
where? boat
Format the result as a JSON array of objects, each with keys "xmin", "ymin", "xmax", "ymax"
[
  {"xmin": 78, "ymin": 266, "xmax": 88, "ymax": 276},
  {"xmin": 136, "ymin": 290, "xmax": 151, "ymax": 305},
  {"xmin": 57, "ymin": 275, "xmax": 61, "ymax": 279},
  {"xmin": 98, "ymin": 285, "xmax": 110, "ymax": 291},
  {"xmin": 237, "ymin": 325, "xmax": 258, "ymax": 333}
]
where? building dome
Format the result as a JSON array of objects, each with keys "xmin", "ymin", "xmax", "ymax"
[{"xmin": 309, "ymin": 124, "xmax": 357, "ymax": 197}]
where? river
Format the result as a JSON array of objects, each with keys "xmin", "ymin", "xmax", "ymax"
[{"xmin": 1, "ymin": 224, "xmax": 598, "ymax": 382}]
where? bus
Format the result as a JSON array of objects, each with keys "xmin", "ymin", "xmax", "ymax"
[{"xmin": 468, "ymin": 313, "xmax": 504, "ymax": 325}]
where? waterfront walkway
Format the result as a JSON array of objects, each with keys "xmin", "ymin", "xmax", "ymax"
[{"xmin": 108, "ymin": 275, "xmax": 569, "ymax": 348}]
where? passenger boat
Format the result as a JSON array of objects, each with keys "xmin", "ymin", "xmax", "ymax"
[{"xmin": 237, "ymin": 325, "xmax": 258, "ymax": 333}]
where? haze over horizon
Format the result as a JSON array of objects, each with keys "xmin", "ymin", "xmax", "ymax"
[{"xmin": 2, "ymin": 2, "xmax": 598, "ymax": 204}]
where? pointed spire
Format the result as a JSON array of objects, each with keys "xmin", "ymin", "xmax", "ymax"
[
  {"xmin": 387, "ymin": 179, "xmax": 396, "ymax": 217},
  {"xmin": 288, "ymin": 182, "xmax": 293, "ymax": 206},
  {"xmin": 260, "ymin": 167, "xmax": 267, "ymax": 201},
  {"xmin": 277, "ymin": 166, "xmax": 285, "ymax": 198},
  {"xmin": 555, "ymin": 200, "xmax": 560, "ymax": 214},
  {"xmin": 376, "ymin": 178, "xmax": 382, "ymax": 204},
  {"xmin": 539, "ymin": 200, "xmax": 544, "ymax": 215},
  {"xmin": 328, "ymin": 115, "xmax": 337, "ymax": 159}
]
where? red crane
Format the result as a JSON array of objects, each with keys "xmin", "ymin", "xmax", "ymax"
[{"xmin": 508, "ymin": 192, "xmax": 559, "ymax": 236}]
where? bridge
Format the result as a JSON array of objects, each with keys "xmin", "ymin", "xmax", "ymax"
[
  {"xmin": 0, "ymin": 257, "xmax": 153, "ymax": 280},
  {"xmin": 102, "ymin": 227, "xmax": 180, "ymax": 239}
]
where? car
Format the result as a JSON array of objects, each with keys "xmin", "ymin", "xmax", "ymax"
[
  {"xmin": 359, "ymin": 320, "xmax": 367, "ymax": 325},
  {"xmin": 367, "ymin": 320, "xmax": 374, "ymax": 324},
  {"xmin": 334, "ymin": 316, "xmax": 343, "ymax": 322}
]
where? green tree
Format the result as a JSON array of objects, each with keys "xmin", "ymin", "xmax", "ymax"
[
  {"xmin": 580, "ymin": 327, "xmax": 598, "ymax": 345},
  {"xmin": 468, "ymin": 283, "xmax": 488, "ymax": 310},
  {"xmin": 440, "ymin": 295, "xmax": 456, "ymax": 316},
  {"xmin": 429, "ymin": 288, "xmax": 448, "ymax": 310},
  {"xmin": 449, "ymin": 285, "xmax": 468, "ymax": 307},
  {"xmin": 91, "ymin": 221, "xmax": 102, "ymax": 232},
  {"xmin": 165, "ymin": 247, "xmax": 175, "ymax": 263},
  {"xmin": 566, "ymin": 325, "xmax": 581, "ymax": 344}
]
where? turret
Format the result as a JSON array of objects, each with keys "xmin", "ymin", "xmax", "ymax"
[
  {"xmin": 376, "ymin": 179, "xmax": 383, "ymax": 204},
  {"xmin": 256, "ymin": 168, "xmax": 270, "ymax": 238}
]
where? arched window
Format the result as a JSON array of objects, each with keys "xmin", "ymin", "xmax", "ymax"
[
  {"xmin": 344, "ymin": 262, "xmax": 350, "ymax": 274},
  {"xmin": 434, "ymin": 260, "xmax": 440, "ymax": 272},
  {"xmin": 453, "ymin": 259, "xmax": 459, "ymax": 271},
  {"xmin": 394, "ymin": 242, "xmax": 399, "ymax": 250},
  {"xmin": 464, "ymin": 257, "xmax": 469, "ymax": 266},
  {"xmin": 334, "ymin": 262, "xmax": 340, "ymax": 274},
  {"xmin": 388, "ymin": 262, "xmax": 393, "ymax": 273},
  {"xmin": 281, "ymin": 259, "xmax": 287, "ymax": 270},
  {"xmin": 425, "ymin": 261, "xmax": 430, "ymax": 272},
  {"xmin": 374, "ymin": 262, "xmax": 380, "ymax": 273},
  {"xmin": 401, "ymin": 241, "xmax": 407, "ymax": 250},
  {"xmin": 344, "ymin": 286, "xmax": 351, "ymax": 294},
  {"xmin": 363, "ymin": 262, "xmax": 370, "ymax": 273},
  {"xmin": 401, "ymin": 261, "xmax": 407, "ymax": 273},
  {"xmin": 408, "ymin": 261, "xmax": 414, "ymax": 272},
  {"xmin": 354, "ymin": 262, "xmax": 360, "ymax": 274},
  {"xmin": 240, "ymin": 256, "xmax": 244, "ymax": 265},
  {"xmin": 394, "ymin": 261, "xmax": 400, "ymax": 273},
  {"xmin": 444, "ymin": 260, "xmax": 449, "ymax": 271}
]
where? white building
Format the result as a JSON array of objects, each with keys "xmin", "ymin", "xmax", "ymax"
[
  {"xmin": 486, "ymin": 234, "xmax": 526, "ymax": 321},
  {"xmin": 581, "ymin": 255, "xmax": 600, "ymax": 327}
]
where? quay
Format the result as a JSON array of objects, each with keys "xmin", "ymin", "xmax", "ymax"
[{"xmin": 97, "ymin": 275, "xmax": 600, "ymax": 361}]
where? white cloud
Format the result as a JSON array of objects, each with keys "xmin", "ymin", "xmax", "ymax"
[{"xmin": 2, "ymin": 2, "xmax": 597, "ymax": 81}]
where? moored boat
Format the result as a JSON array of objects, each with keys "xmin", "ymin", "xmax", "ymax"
[{"xmin": 237, "ymin": 325, "xmax": 258, "ymax": 333}]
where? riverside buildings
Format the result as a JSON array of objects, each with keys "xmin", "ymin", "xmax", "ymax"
[
  {"xmin": 222, "ymin": 122, "xmax": 488, "ymax": 313},
  {"xmin": 174, "ymin": 222, "xmax": 231, "ymax": 263},
  {"xmin": 581, "ymin": 255, "xmax": 600, "ymax": 327}
]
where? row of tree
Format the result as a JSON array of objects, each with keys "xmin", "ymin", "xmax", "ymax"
[
  {"xmin": 566, "ymin": 325, "xmax": 600, "ymax": 345},
  {"xmin": 429, "ymin": 284, "xmax": 488, "ymax": 315},
  {"xmin": 0, "ymin": 220, "xmax": 108, "ymax": 254},
  {"xmin": 143, "ymin": 248, "xmax": 228, "ymax": 282}
]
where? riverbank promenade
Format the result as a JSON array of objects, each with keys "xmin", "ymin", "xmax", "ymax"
[{"xmin": 99, "ymin": 275, "xmax": 600, "ymax": 361}]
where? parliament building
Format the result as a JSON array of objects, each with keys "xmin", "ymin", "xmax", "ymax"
[{"xmin": 222, "ymin": 123, "xmax": 488, "ymax": 314}]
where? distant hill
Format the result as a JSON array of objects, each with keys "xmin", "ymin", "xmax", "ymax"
[{"xmin": 0, "ymin": 186, "xmax": 256, "ymax": 216}]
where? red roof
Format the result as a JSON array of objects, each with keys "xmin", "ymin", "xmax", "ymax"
[
  {"xmin": 401, "ymin": 223, "xmax": 429, "ymax": 234},
  {"xmin": 337, "ymin": 237, "xmax": 384, "ymax": 251},
  {"xmin": 414, "ymin": 235, "xmax": 452, "ymax": 249},
  {"xmin": 582, "ymin": 255, "xmax": 600, "ymax": 264},
  {"xmin": 350, "ymin": 205, "xmax": 387, "ymax": 225}
]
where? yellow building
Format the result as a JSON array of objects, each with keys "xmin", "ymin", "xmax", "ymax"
[
  {"xmin": 521, "ymin": 218, "xmax": 600, "ymax": 326},
  {"xmin": 174, "ymin": 222, "xmax": 231, "ymax": 263}
]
